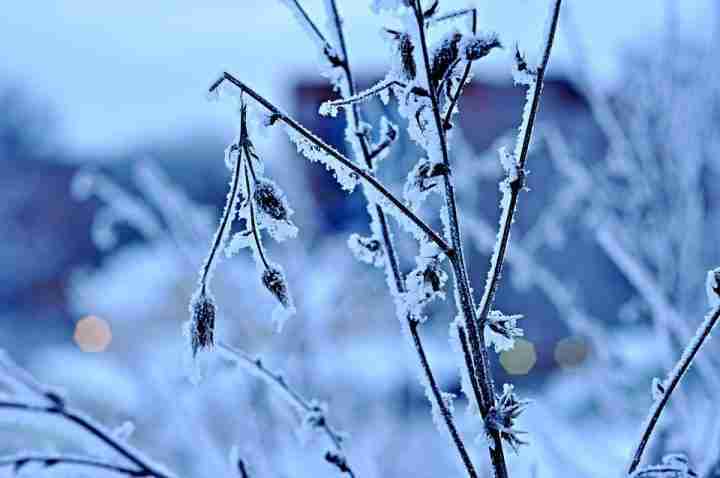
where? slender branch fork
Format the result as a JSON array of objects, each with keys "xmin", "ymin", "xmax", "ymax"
[
  {"xmin": 321, "ymin": 2, "xmax": 478, "ymax": 476},
  {"xmin": 627, "ymin": 304, "xmax": 720, "ymax": 474},
  {"xmin": 408, "ymin": 1, "xmax": 563, "ymax": 478}
]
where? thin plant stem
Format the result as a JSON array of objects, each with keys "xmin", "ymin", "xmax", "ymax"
[
  {"xmin": 627, "ymin": 304, "xmax": 720, "ymax": 474},
  {"xmin": 321, "ymin": 79, "xmax": 406, "ymax": 112},
  {"xmin": 199, "ymin": 118, "xmax": 245, "ymax": 295},
  {"xmin": 243, "ymin": 161, "xmax": 270, "ymax": 270},
  {"xmin": 476, "ymin": 0, "xmax": 563, "ymax": 327}
]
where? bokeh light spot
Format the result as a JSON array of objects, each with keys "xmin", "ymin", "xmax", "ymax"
[
  {"xmin": 554, "ymin": 336, "xmax": 589, "ymax": 369},
  {"xmin": 499, "ymin": 338, "xmax": 537, "ymax": 375},
  {"xmin": 74, "ymin": 315, "xmax": 112, "ymax": 352}
]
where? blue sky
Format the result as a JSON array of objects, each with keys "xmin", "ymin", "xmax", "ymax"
[{"xmin": 0, "ymin": 0, "xmax": 713, "ymax": 156}]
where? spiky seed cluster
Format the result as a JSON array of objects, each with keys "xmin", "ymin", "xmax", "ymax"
[
  {"xmin": 461, "ymin": 33, "xmax": 502, "ymax": 61},
  {"xmin": 190, "ymin": 292, "xmax": 216, "ymax": 356},
  {"xmin": 262, "ymin": 266, "xmax": 292, "ymax": 309},
  {"xmin": 253, "ymin": 179, "xmax": 289, "ymax": 222},
  {"xmin": 487, "ymin": 384, "xmax": 530, "ymax": 453}
]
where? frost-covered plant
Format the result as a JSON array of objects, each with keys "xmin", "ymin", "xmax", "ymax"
[
  {"xmin": 188, "ymin": 98, "xmax": 298, "ymax": 366},
  {"xmin": 9, "ymin": 1, "xmax": 720, "ymax": 477},
  {"xmin": 199, "ymin": 1, "xmax": 562, "ymax": 477}
]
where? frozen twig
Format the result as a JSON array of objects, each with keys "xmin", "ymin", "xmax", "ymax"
[
  {"xmin": 217, "ymin": 342, "xmax": 354, "ymax": 477},
  {"xmin": 596, "ymin": 223, "xmax": 720, "ymax": 394},
  {"xmin": 627, "ymin": 275, "xmax": 720, "ymax": 474}
]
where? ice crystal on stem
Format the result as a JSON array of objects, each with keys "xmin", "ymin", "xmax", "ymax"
[
  {"xmin": 485, "ymin": 310, "xmax": 524, "ymax": 353},
  {"xmin": 347, "ymin": 233, "xmax": 385, "ymax": 267}
]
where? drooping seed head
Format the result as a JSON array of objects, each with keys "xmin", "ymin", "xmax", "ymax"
[
  {"xmin": 262, "ymin": 266, "xmax": 292, "ymax": 309},
  {"xmin": 189, "ymin": 291, "xmax": 216, "ymax": 356}
]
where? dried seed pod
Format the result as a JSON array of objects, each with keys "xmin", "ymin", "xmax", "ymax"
[
  {"xmin": 404, "ymin": 159, "xmax": 449, "ymax": 209},
  {"xmin": 253, "ymin": 178, "xmax": 289, "ymax": 222},
  {"xmin": 485, "ymin": 310, "xmax": 524, "ymax": 353},
  {"xmin": 189, "ymin": 292, "xmax": 216, "ymax": 356},
  {"xmin": 262, "ymin": 265, "xmax": 292, "ymax": 310}
]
